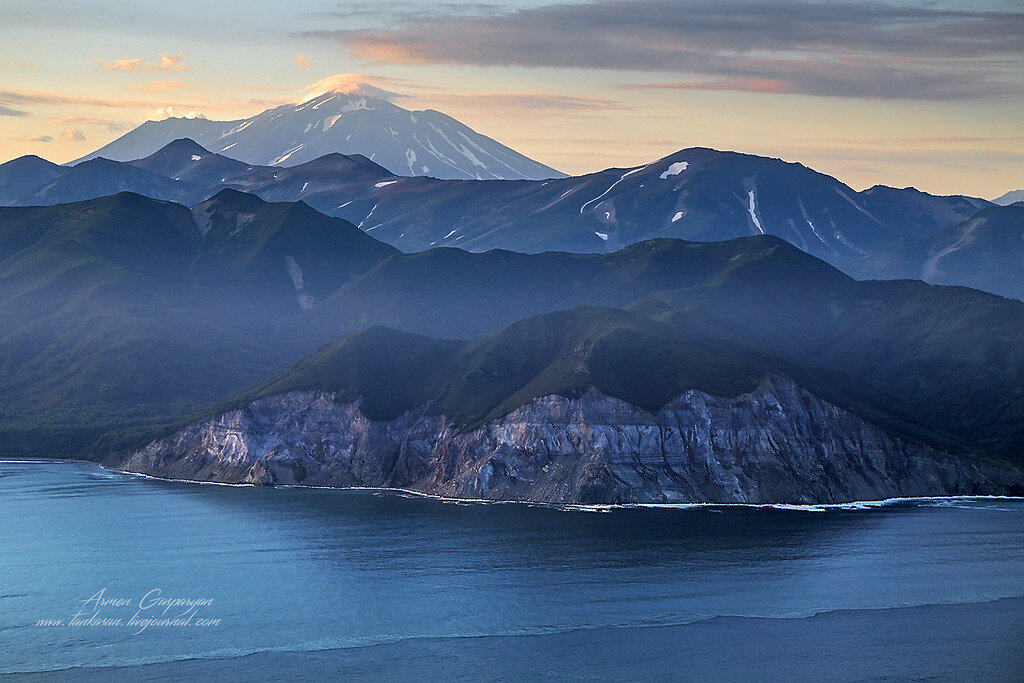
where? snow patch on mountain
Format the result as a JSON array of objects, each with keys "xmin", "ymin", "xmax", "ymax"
[
  {"xmin": 580, "ymin": 166, "xmax": 646, "ymax": 215},
  {"xmin": 284, "ymin": 256, "xmax": 304, "ymax": 291},
  {"xmin": 660, "ymin": 161, "xmax": 688, "ymax": 179},
  {"xmin": 747, "ymin": 190, "xmax": 765, "ymax": 234}
]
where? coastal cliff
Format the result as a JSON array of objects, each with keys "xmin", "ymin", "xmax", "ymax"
[{"xmin": 107, "ymin": 377, "xmax": 1021, "ymax": 504}]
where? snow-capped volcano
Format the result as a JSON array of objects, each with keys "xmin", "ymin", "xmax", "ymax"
[{"xmin": 74, "ymin": 82, "xmax": 565, "ymax": 181}]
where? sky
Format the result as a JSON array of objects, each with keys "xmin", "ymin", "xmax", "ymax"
[{"xmin": 1, "ymin": 0, "xmax": 1021, "ymax": 197}]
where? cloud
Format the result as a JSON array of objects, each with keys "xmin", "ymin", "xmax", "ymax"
[
  {"xmin": 295, "ymin": 53, "xmax": 311, "ymax": 67},
  {"xmin": 149, "ymin": 106, "xmax": 207, "ymax": 121},
  {"xmin": 158, "ymin": 53, "xmax": 186, "ymax": 70},
  {"xmin": 47, "ymin": 116, "xmax": 130, "ymax": 132},
  {"xmin": 13, "ymin": 134, "xmax": 53, "ymax": 143},
  {"xmin": 291, "ymin": 73, "xmax": 622, "ymax": 113},
  {"xmin": 414, "ymin": 92, "xmax": 629, "ymax": 112},
  {"xmin": 0, "ymin": 88, "xmax": 160, "ymax": 109},
  {"xmin": 104, "ymin": 58, "xmax": 144, "ymax": 72},
  {"xmin": 0, "ymin": 86, "xmax": 285, "ymax": 116},
  {"xmin": 297, "ymin": 74, "xmax": 407, "ymax": 102},
  {"xmin": 101, "ymin": 53, "xmax": 189, "ymax": 72},
  {"xmin": 0, "ymin": 104, "xmax": 29, "ymax": 117},
  {"xmin": 621, "ymin": 78, "xmax": 794, "ymax": 95},
  {"xmin": 126, "ymin": 80, "xmax": 186, "ymax": 94},
  {"xmin": 305, "ymin": 0, "xmax": 1024, "ymax": 100},
  {"xmin": 62, "ymin": 127, "xmax": 86, "ymax": 142}
]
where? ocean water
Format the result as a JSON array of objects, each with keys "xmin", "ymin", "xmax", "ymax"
[{"xmin": 2, "ymin": 460, "xmax": 1023, "ymax": 681}]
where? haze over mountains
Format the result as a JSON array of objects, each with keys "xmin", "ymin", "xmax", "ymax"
[
  {"xmin": 993, "ymin": 189, "xmax": 1024, "ymax": 206},
  {"xmin": 851, "ymin": 204, "xmax": 1024, "ymax": 302},
  {"xmin": 72, "ymin": 85, "xmax": 564, "ymax": 181},
  {"xmin": 2, "ymin": 189, "xmax": 1024, "ymax": 474},
  {"xmin": 2, "ymin": 137, "xmax": 1015, "ymax": 301}
]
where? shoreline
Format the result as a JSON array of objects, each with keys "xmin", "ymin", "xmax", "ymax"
[{"xmin": 7, "ymin": 458, "xmax": 1023, "ymax": 513}]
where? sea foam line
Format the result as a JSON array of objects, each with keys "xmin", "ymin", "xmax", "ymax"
[
  {"xmin": 100, "ymin": 464, "xmax": 1024, "ymax": 513},
  {"xmin": 7, "ymin": 459, "xmax": 1021, "ymax": 514}
]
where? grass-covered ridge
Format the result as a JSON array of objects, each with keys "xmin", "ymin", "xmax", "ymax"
[{"xmin": 220, "ymin": 306, "xmax": 769, "ymax": 426}]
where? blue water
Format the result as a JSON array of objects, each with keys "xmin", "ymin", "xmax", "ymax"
[{"xmin": 2, "ymin": 460, "xmax": 1023, "ymax": 679}]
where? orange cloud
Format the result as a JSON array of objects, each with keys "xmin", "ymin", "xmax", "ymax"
[
  {"xmin": 13, "ymin": 134, "xmax": 52, "ymax": 142},
  {"xmin": 158, "ymin": 53, "xmax": 186, "ymax": 70},
  {"xmin": 62, "ymin": 127, "xmax": 85, "ymax": 142},
  {"xmin": 295, "ymin": 53, "xmax": 311, "ymax": 67},
  {"xmin": 101, "ymin": 53, "xmax": 189, "ymax": 72},
  {"xmin": 0, "ymin": 86, "xmax": 284, "ymax": 116},
  {"xmin": 621, "ymin": 77, "xmax": 793, "ymax": 94},
  {"xmin": 349, "ymin": 41, "xmax": 430, "ymax": 65},
  {"xmin": 104, "ymin": 58, "xmax": 144, "ymax": 72},
  {"xmin": 412, "ymin": 92, "xmax": 629, "ymax": 113}
]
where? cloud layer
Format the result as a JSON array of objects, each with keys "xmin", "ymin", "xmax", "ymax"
[{"xmin": 307, "ymin": 0, "xmax": 1024, "ymax": 100}]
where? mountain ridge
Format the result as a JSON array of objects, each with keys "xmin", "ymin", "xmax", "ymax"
[{"xmin": 4, "ymin": 140, "xmax": 997, "ymax": 292}]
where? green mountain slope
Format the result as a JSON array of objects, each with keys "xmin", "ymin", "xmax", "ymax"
[
  {"xmin": 0, "ymin": 191, "xmax": 397, "ymax": 456},
  {"xmin": 244, "ymin": 307, "xmax": 767, "ymax": 426}
]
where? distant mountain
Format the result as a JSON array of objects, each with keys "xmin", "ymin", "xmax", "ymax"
[
  {"xmin": 73, "ymin": 84, "xmax": 564, "ymax": 181},
  {"xmin": 0, "ymin": 155, "xmax": 64, "ymax": 205},
  {"xmin": 128, "ymin": 137, "xmax": 259, "ymax": 186},
  {"xmin": 62, "ymin": 142, "xmax": 988, "ymax": 264},
  {"xmin": 852, "ymin": 204, "xmax": 1024, "ymax": 300},
  {"xmin": 859, "ymin": 185, "xmax": 990, "ymax": 237},
  {"xmin": 992, "ymin": 189, "xmax": 1024, "ymax": 206},
  {"xmin": 1, "ymin": 140, "xmax": 1009, "ymax": 296},
  {"xmin": 12, "ymin": 157, "xmax": 186, "ymax": 206},
  {"xmin": 214, "ymin": 146, "xmax": 983, "ymax": 263}
]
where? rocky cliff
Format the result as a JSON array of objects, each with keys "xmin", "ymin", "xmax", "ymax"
[{"xmin": 107, "ymin": 377, "xmax": 1021, "ymax": 504}]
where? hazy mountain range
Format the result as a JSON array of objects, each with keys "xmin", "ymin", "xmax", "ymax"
[
  {"xmin": 851, "ymin": 205, "xmax": 1024, "ymax": 301},
  {"xmin": 2, "ymin": 138, "xmax": 1015, "ymax": 302},
  {"xmin": 992, "ymin": 189, "xmax": 1024, "ymax": 205}
]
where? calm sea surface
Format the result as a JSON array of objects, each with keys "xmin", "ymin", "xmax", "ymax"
[{"xmin": 2, "ymin": 460, "xmax": 1023, "ymax": 681}]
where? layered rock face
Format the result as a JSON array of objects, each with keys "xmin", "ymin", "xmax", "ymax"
[{"xmin": 108, "ymin": 378, "xmax": 1021, "ymax": 504}]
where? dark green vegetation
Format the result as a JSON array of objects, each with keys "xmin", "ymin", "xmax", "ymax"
[
  {"xmin": 1, "ymin": 191, "xmax": 1022, "ymax": 470},
  {"xmin": 851, "ymin": 204, "xmax": 1024, "ymax": 301},
  {"xmin": 238, "ymin": 307, "xmax": 767, "ymax": 427},
  {"xmin": 0, "ymin": 191, "xmax": 396, "ymax": 457}
]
